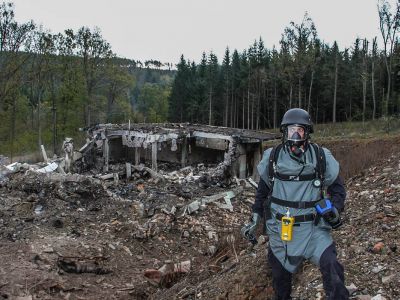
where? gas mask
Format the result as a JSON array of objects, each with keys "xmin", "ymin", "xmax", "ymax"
[{"xmin": 285, "ymin": 125, "xmax": 307, "ymax": 157}]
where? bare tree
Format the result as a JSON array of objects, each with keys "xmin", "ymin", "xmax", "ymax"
[
  {"xmin": 75, "ymin": 26, "xmax": 112, "ymax": 126},
  {"xmin": 207, "ymin": 52, "xmax": 218, "ymax": 126},
  {"xmin": 371, "ymin": 37, "xmax": 378, "ymax": 119},
  {"xmin": 378, "ymin": 0, "xmax": 400, "ymax": 115},
  {"xmin": 29, "ymin": 29, "xmax": 57, "ymax": 152},
  {"xmin": 281, "ymin": 12, "xmax": 317, "ymax": 108},
  {"xmin": 332, "ymin": 43, "xmax": 339, "ymax": 123},
  {"xmin": 307, "ymin": 41, "xmax": 320, "ymax": 113},
  {"xmin": 361, "ymin": 39, "xmax": 369, "ymax": 124}
]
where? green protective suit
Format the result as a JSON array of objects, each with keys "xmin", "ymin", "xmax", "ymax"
[{"xmin": 257, "ymin": 145, "xmax": 339, "ymax": 273}]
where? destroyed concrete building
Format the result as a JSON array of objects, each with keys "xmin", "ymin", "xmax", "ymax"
[{"xmin": 79, "ymin": 123, "xmax": 279, "ymax": 180}]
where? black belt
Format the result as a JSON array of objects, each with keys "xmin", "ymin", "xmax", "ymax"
[
  {"xmin": 271, "ymin": 197, "xmax": 319, "ymax": 209},
  {"xmin": 276, "ymin": 213, "xmax": 316, "ymax": 223},
  {"xmin": 275, "ymin": 172, "xmax": 316, "ymax": 181}
]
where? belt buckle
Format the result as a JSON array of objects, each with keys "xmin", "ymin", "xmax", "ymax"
[{"xmin": 298, "ymin": 202, "xmax": 306, "ymax": 209}]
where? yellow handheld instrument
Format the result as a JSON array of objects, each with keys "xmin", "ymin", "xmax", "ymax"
[{"xmin": 281, "ymin": 209, "xmax": 294, "ymax": 241}]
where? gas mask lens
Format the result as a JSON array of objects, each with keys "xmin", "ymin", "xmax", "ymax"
[{"xmin": 287, "ymin": 125, "xmax": 305, "ymax": 141}]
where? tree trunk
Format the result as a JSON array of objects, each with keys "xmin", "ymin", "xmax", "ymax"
[
  {"xmin": 10, "ymin": 96, "xmax": 16, "ymax": 163},
  {"xmin": 225, "ymin": 88, "xmax": 229, "ymax": 127},
  {"xmin": 87, "ymin": 96, "xmax": 92, "ymax": 127},
  {"xmin": 230, "ymin": 82, "xmax": 234, "ymax": 127},
  {"xmin": 332, "ymin": 56, "xmax": 338, "ymax": 123},
  {"xmin": 349, "ymin": 96, "xmax": 352, "ymax": 120},
  {"xmin": 235, "ymin": 96, "xmax": 238, "ymax": 128},
  {"xmin": 208, "ymin": 86, "xmax": 212, "ymax": 125},
  {"xmin": 371, "ymin": 60, "xmax": 376, "ymax": 120},
  {"xmin": 107, "ymin": 93, "xmax": 113, "ymax": 123},
  {"xmin": 52, "ymin": 99, "xmax": 57, "ymax": 155},
  {"xmin": 362, "ymin": 39, "xmax": 368, "ymax": 125},
  {"xmin": 38, "ymin": 92, "xmax": 42, "ymax": 150},
  {"xmin": 235, "ymin": 95, "xmax": 238, "ymax": 128},
  {"xmin": 362, "ymin": 75, "xmax": 367, "ymax": 124},
  {"xmin": 242, "ymin": 92, "xmax": 245, "ymax": 129},
  {"xmin": 251, "ymin": 94, "xmax": 254, "ymax": 130},
  {"xmin": 308, "ymin": 70, "xmax": 314, "ymax": 113},
  {"xmin": 382, "ymin": 87, "xmax": 385, "ymax": 116},
  {"xmin": 62, "ymin": 95, "xmax": 70, "ymax": 140},
  {"xmin": 256, "ymin": 85, "xmax": 260, "ymax": 130},
  {"xmin": 51, "ymin": 77, "xmax": 57, "ymax": 155},
  {"xmin": 386, "ymin": 66, "xmax": 391, "ymax": 115},
  {"xmin": 31, "ymin": 105, "xmax": 34, "ymax": 130},
  {"xmin": 264, "ymin": 84, "xmax": 268, "ymax": 129},
  {"xmin": 247, "ymin": 87, "xmax": 250, "ymax": 129},
  {"xmin": 273, "ymin": 81, "xmax": 277, "ymax": 129},
  {"xmin": 298, "ymin": 77, "xmax": 302, "ymax": 108}
]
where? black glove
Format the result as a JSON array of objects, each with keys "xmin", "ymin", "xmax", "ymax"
[
  {"xmin": 315, "ymin": 199, "xmax": 342, "ymax": 229},
  {"xmin": 241, "ymin": 213, "xmax": 261, "ymax": 244}
]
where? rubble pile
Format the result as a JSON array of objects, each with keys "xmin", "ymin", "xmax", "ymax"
[
  {"xmin": 0, "ymin": 138, "xmax": 399, "ymax": 300},
  {"xmin": 0, "ymin": 150, "xmax": 258, "ymax": 299}
]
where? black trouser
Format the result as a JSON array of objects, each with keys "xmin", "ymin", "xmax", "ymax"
[{"xmin": 267, "ymin": 244, "xmax": 349, "ymax": 300}]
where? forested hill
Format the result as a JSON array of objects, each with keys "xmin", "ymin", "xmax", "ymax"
[{"xmin": 0, "ymin": 2, "xmax": 174, "ymax": 158}]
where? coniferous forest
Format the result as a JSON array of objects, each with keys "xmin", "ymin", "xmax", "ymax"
[
  {"xmin": 169, "ymin": 5, "xmax": 400, "ymax": 129},
  {"xmin": 1, "ymin": 1, "xmax": 400, "ymax": 158}
]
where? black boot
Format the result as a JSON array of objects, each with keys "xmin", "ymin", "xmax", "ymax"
[
  {"xmin": 268, "ymin": 248, "xmax": 293, "ymax": 300},
  {"xmin": 319, "ymin": 244, "xmax": 349, "ymax": 300}
]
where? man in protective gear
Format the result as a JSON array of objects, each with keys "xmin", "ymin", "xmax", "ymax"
[{"xmin": 241, "ymin": 108, "xmax": 349, "ymax": 300}]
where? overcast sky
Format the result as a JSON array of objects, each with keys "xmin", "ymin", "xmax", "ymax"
[{"xmin": 11, "ymin": 0, "xmax": 387, "ymax": 64}]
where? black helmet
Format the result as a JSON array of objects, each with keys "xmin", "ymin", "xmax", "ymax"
[{"xmin": 280, "ymin": 108, "xmax": 313, "ymax": 133}]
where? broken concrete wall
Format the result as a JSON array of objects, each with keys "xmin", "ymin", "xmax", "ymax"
[
  {"xmin": 232, "ymin": 143, "xmax": 262, "ymax": 180},
  {"xmin": 108, "ymin": 133, "xmax": 229, "ymax": 167},
  {"xmin": 83, "ymin": 124, "xmax": 278, "ymax": 180}
]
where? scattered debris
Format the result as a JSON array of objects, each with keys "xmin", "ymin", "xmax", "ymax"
[
  {"xmin": 185, "ymin": 187, "xmax": 243, "ymax": 214},
  {"xmin": 62, "ymin": 137, "xmax": 74, "ymax": 173},
  {"xmin": 144, "ymin": 260, "xmax": 191, "ymax": 287},
  {"xmin": 372, "ymin": 242, "xmax": 385, "ymax": 254},
  {"xmin": 1, "ymin": 131, "xmax": 399, "ymax": 299},
  {"xmin": 57, "ymin": 259, "xmax": 111, "ymax": 275}
]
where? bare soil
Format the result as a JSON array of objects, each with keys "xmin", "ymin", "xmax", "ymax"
[{"xmin": 0, "ymin": 138, "xmax": 399, "ymax": 300}]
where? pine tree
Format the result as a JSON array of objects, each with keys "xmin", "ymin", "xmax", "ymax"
[
  {"xmin": 222, "ymin": 47, "xmax": 231, "ymax": 127},
  {"xmin": 169, "ymin": 55, "xmax": 190, "ymax": 122}
]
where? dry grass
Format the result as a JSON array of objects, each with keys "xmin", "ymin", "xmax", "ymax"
[
  {"xmin": 313, "ymin": 117, "xmax": 400, "ymax": 140},
  {"xmin": 320, "ymin": 136, "xmax": 398, "ymax": 181},
  {"xmin": 263, "ymin": 134, "xmax": 400, "ymax": 181}
]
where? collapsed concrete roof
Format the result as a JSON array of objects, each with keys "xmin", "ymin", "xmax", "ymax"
[
  {"xmin": 87, "ymin": 123, "xmax": 279, "ymax": 143},
  {"xmin": 82, "ymin": 123, "xmax": 279, "ymax": 180}
]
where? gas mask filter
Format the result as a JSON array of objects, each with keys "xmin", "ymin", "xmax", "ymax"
[{"xmin": 286, "ymin": 125, "xmax": 307, "ymax": 157}]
